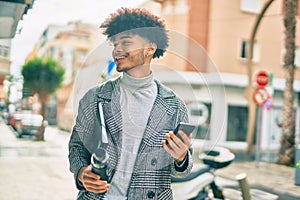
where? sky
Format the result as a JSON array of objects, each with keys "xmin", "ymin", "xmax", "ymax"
[{"xmin": 10, "ymin": 0, "xmax": 147, "ymax": 75}]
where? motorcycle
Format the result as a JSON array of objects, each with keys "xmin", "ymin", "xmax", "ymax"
[{"xmin": 171, "ymin": 146, "xmax": 235, "ymax": 200}]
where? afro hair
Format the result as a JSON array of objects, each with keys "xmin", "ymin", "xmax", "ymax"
[{"xmin": 100, "ymin": 7, "xmax": 169, "ymax": 59}]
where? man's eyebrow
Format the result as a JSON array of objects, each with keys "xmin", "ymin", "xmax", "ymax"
[{"xmin": 119, "ymin": 35, "xmax": 132, "ymax": 40}]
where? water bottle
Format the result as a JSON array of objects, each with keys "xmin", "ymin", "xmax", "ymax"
[{"xmin": 91, "ymin": 148, "xmax": 109, "ymax": 181}]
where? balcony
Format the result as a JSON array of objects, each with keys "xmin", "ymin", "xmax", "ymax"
[{"xmin": 0, "ymin": 0, "xmax": 34, "ymax": 39}]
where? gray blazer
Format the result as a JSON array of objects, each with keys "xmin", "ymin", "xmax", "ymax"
[{"xmin": 68, "ymin": 76, "xmax": 193, "ymax": 200}]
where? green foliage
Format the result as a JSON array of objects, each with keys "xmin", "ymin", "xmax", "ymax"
[{"xmin": 21, "ymin": 57, "xmax": 65, "ymax": 96}]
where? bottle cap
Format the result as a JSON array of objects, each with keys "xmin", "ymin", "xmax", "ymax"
[{"xmin": 92, "ymin": 148, "xmax": 109, "ymax": 168}]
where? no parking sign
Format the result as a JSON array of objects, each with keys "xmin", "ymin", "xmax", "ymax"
[{"xmin": 253, "ymin": 87, "xmax": 269, "ymax": 106}]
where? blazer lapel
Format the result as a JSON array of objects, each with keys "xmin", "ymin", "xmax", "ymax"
[
  {"xmin": 97, "ymin": 78, "xmax": 123, "ymax": 148},
  {"xmin": 139, "ymin": 81, "xmax": 176, "ymax": 152},
  {"xmin": 96, "ymin": 78, "xmax": 177, "ymax": 152}
]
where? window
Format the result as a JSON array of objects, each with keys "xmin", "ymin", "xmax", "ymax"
[
  {"xmin": 240, "ymin": 0, "xmax": 263, "ymax": 13},
  {"xmin": 267, "ymin": 107, "xmax": 283, "ymax": 149},
  {"xmin": 81, "ymin": 36, "xmax": 89, "ymax": 42},
  {"xmin": 70, "ymin": 35, "xmax": 77, "ymax": 40},
  {"xmin": 188, "ymin": 102, "xmax": 211, "ymax": 140},
  {"xmin": 241, "ymin": 41, "xmax": 247, "ymax": 58},
  {"xmin": 77, "ymin": 50, "xmax": 87, "ymax": 62},
  {"xmin": 240, "ymin": 39, "xmax": 260, "ymax": 62},
  {"xmin": 0, "ymin": 45, "xmax": 10, "ymax": 58},
  {"xmin": 226, "ymin": 105, "xmax": 248, "ymax": 141},
  {"xmin": 48, "ymin": 47, "xmax": 58, "ymax": 58},
  {"xmin": 281, "ymin": 47, "xmax": 300, "ymax": 67},
  {"xmin": 294, "ymin": 47, "xmax": 300, "ymax": 67}
]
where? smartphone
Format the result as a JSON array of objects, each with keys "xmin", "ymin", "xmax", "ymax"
[
  {"xmin": 174, "ymin": 122, "xmax": 196, "ymax": 136},
  {"xmin": 166, "ymin": 122, "xmax": 196, "ymax": 145}
]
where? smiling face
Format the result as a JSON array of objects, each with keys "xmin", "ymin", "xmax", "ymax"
[{"xmin": 111, "ymin": 33, "xmax": 156, "ymax": 77}]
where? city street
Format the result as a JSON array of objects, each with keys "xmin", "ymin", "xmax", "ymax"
[
  {"xmin": 0, "ymin": 119, "xmax": 77, "ymax": 200},
  {"xmin": 1, "ymin": 0, "xmax": 300, "ymax": 200},
  {"xmin": 1, "ymin": 118, "xmax": 299, "ymax": 200},
  {"xmin": 0, "ymin": 118, "xmax": 244, "ymax": 200}
]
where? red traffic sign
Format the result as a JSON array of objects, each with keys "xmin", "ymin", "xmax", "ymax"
[
  {"xmin": 254, "ymin": 70, "xmax": 269, "ymax": 87},
  {"xmin": 253, "ymin": 87, "xmax": 270, "ymax": 106}
]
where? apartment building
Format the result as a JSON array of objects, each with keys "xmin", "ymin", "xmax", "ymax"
[
  {"xmin": 24, "ymin": 0, "xmax": 300, "ymax": 157},
  {"xmin": 26, "ymin": 21, "xmax": 103, "ymax": 129},
  {"xmin": 142, "ymin": 0, "xmax": 300, "ymax": 158}
]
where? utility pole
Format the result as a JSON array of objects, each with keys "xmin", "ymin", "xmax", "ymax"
[{"xmin": 245, "ymin": 0, "xmax": 275, "ymax": 152}]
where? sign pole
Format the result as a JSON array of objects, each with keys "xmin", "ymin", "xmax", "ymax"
[
  {"xmin": 255, "ymin": 106, "xmax": 262, "ymax": 168},
  {"xmin": 253, "ymin": 69, "xmax": 271, "ymax": 168}
]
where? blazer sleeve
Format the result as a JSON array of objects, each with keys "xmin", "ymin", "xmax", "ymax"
[
  {"xmin": 68, "ymin": 95, "xmax": 93, "ymax": 190},
  {"xmin": 170, "ymin": 97, "xmax": 193, "ymax": 177}
]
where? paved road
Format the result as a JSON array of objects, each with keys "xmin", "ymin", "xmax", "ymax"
[
  {"xmin": 0, "ymin": 119, "xmax": 78, "ymax": 200},
  {"xmin": 216, "ymin": 161, "xmax": 300, "ymax": 200},
  {"xmin": 1, "ymin": 118, "xmax": 298, "ymax": 200}
]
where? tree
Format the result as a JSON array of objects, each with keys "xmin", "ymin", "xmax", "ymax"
[
  {"xmin": 278, "ymin": 0, "xmax": 298, "ymax": 165},
  {"xmin": 21, "ymin": 57, "xmax": 65, "ymax": 141}
]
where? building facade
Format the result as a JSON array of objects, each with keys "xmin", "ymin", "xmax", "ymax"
[
  {"xmin": 26, "ymin": 21, "xmax": 103, "ymax": 130},
  {"xmin": 24, "ymin": 0, "xmax": 300, "ymax": 159},
  {"xmin": 142, "ymin": 0, "xmax": 300, "ymax": 159}
]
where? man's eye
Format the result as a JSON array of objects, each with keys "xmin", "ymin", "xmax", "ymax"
[{"xmin": 122, "ymin": 41, "xmax": 131, "ymax": 45}]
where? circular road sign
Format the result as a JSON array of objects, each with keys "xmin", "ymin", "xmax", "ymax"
[
  {"xmin": 253, "ymin": 87, "xmax": 269, "ymax": 106},
  {"xmin": 255, "ymin": 70, "xmax": 269, "ymax": 87}
]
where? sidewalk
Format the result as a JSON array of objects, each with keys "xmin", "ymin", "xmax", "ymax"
[
  {"xmin": 1, "ymin": 119, "xmax": 300, "ymax": 200},
  {"xmin": 215, "ymin": 159, "xmax": 300, "ymax": 199},
  {"xmin": 0, "ymin": 120, "xmax": 78, "ymax": 200},
  {"xmin": 191, "ymin": 140, "xmax": 300, "ymax": 200}
]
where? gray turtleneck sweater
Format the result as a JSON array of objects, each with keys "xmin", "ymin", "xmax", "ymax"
[{"xmin": 106, "ymin": 72, "xmax": 157, "ymax": 199}]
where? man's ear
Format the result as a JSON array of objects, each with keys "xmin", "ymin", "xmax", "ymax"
[{"xmin": 147, "ymin": 42, "xmax": 157, "ymax": 57}]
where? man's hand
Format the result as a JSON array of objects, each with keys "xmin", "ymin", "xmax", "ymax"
[
  {"xmin": 78, "ymin": 165, "xmax": 110, "ymax": 194},
  {"xmin": 162, "ymin": 130, "xmax": 192, "ymax": 163}
]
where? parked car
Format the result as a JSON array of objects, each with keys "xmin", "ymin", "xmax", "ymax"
[
  {"xmin": 15, "ymin": 113, "xmax": 48, "ymax": 138},
  {"xmin": 1, "ymin": 109, "xmax": 10, "ymax": 124},
  {"xmin": 9, "ymin": 112, "xmax": 23, "ymax": 130}
]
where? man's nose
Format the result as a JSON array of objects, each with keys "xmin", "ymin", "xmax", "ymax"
[{"xmin": 114, "ymin": 43, "xmax": 123, "ymax": 52}]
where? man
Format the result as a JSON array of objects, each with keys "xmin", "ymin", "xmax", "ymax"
[{"xmin": 68, "ymin": 7, "xmax": 193, "ymax": 199}]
